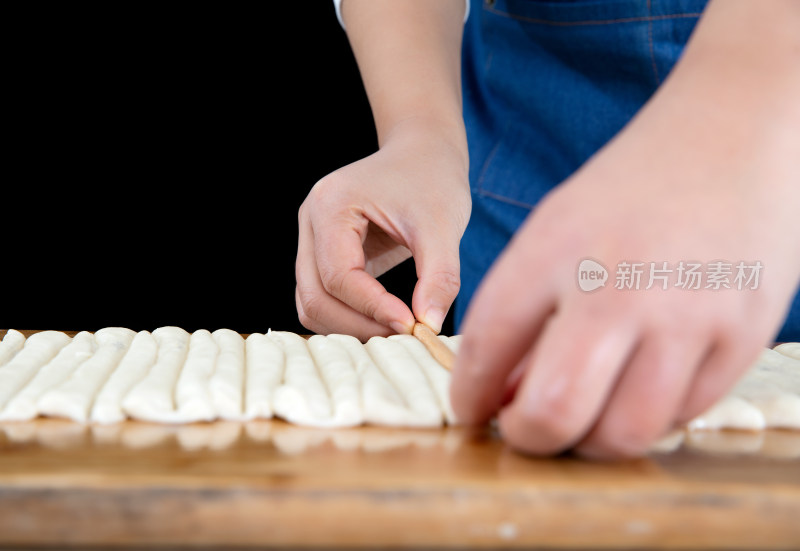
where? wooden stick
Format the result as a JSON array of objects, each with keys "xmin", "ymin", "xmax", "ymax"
[{"xmin": 412, "ymin": 322, "xmax": 455, "ymax": 371}]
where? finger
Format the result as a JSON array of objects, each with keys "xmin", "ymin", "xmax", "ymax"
[
  {"xmin": 294, "ymin": 286, "xmax": 396, "ymax": 340},
  {"xmin": 575, "ymin": 329, "xmax": 709, "ymax": 459},
  {"xmin": 410, "ymin": 230, "xmax": 462, "ymax": 334},
  {"xmin": 497, "ymin": 301, "xmax": 640, "ymax": 456},
  {"xmin": 449, "ymin": 243, "xmax": 557, "ymax": 425},
  {"xmin": 296, "ymin": 211, "xmax": 399, "ymax": 340},
  {"xmin": 313, "ymin": 211, "xmax": 415, "ymax": 334}
]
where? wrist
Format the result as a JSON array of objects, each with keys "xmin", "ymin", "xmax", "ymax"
[{"xmin": 380, "ymin": 113, "xmax": 470, "ymax": 175}]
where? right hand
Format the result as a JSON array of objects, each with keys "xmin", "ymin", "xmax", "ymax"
[{"xmin": 296, "ymin": 117, "xmax": 471, "ymax": 341}]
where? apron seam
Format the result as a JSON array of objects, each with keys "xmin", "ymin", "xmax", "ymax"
[
  {"xmin": 647, "ymin": 0, "xmax": 662, "ymax": 86},
  {"xmin": 476, "ymin": 189, "xmax": 535, "ymax": 211},
  {"xmin": 483, "ymin": 7, "xmax": 704, "ymax": 27},
  {"xmin": 474, "ymin": 121, "xmax": 507, "ymax": 196}
]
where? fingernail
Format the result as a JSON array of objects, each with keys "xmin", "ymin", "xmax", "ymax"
[
  {"xmin": 421, "ymin": 308, "xmax": 445, "ymax": 334},
  {"xmin": 390, "ymin": 320, "xmax": 411, "ymax": 335}
]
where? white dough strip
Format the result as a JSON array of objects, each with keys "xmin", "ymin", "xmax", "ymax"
[
  {"xmin": 91, "ymin": 331, "xmax": 158, "ymax": 424},
  {"xmin": 326, "ymin": 333, "xmax": 424, "ymax": 427},
  {"xmin": 38, "ymin": 328, "xmax": 136, "ymax": 423},
  {"xmin": 1, "ymin": 331, "xmax": 96, "ymax": 421},
  {"xmin": 122, "ymin": 326, "xmax": 191, "ymax": 423},
  {"xmin": 209, "ymin": 329, "xmax": 246, "ymax": 420},
  {"xmin": 244, "ymin": 332, "xmax": 285, "ymax": 419},
  {"xmin": 0, "ymin": 329, "xmax": 26, "ymax": 368},
  {"xmin": 364, "ymin": 336, "xmax": 443, "ymax": 427},
  {"xmin": 269, "ymin": 331, "xmax": 333, "ymax": 426},
  {"xmin": 439, "ymin": 334, "xmax": 462, "ymax": 354},
  {"xmin": 305, "ymin": 334, "xmax": 363, "ymax": 427},
  {"xmin": 728, "ymin": 348, "xmax": 800, "ymax": 430},
  {"xmin": 172, "ymin": 329, "xmax": 219, "ymax": 423},
  {"xmin": 774, "ymin": 342, "xmax": 800, "ymax": 362},
  {"xmin": 688, "ymin": 395, "xmax": 766, "ymax": 431},
  {"xmin": 390, "ymin": 334, "xmax": 457, "ymax": 425},
  {"xmin": 0, "ymin": 331, "xmax": 71, "ymax": 411}
]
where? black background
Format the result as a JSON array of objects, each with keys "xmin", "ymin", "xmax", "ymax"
[{"xmin": 2, "ymin": 3, "xmax": 446, "ymax": 336}]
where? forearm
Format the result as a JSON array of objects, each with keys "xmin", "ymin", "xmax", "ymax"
[
  {"xmin": 339, "ymin": 0, "xmax": 468, "ymax": 160},
  {"xmin": 638, "ymin": 0, "xmax": 800, "ymax": 196}
]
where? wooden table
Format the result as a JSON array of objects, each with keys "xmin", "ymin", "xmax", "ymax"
[{"xmin": 1, "ymin": 330, "xmax": 799, "ymax": 549}]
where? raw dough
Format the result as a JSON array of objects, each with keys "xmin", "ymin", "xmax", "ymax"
[
  {"xmin": 38, "ymin": 328, "xmax": 136, "ymax": 423},
  {"xmin": 1, "ymin": 331, "xmax": 96, "ymax": 421},
  {"xmin": 389, "ymin": 334, "xmax": 457, "ymax": 425},
  {"xmin": 1, "ymin": 327, "xmax": 799, "ymax": 435},
  {"xmin": 91, "ymin": 331, "xmax": 158, "ymax": 424},
  {"xmin": 0, "ymin": 331, "xmax": 72, "ymax": 412},
  {"xmin": 172, "ymin": 329, "xmax": 219, "ymax": 422},
  {"xmin": 0, "ymin": 329, "xmax": 26, "ymax": 368},
  {"xmin": 689, "ymin": 348, "xmax": 800, "ymax": 431},
  {"xmin": 305, "ymin": 333, "xmax": 363, "ymax": 426},
  {"xmin": 774, "ymin": 342, "xmax": 800, "ymax": 361},
  {"xmin": 243, "ymin": 332, "xmax": 284, "ymax": 419},
  {"xmin": 327, "ymin": 333, "xmax": 431, "ymax": 427},
  {"xmin": 364, "ymin": 335, "xmax": 443, "ymax": 427},
  {"xmin": 209, "ymin": 329, "xmax": 246, "ymax": 420},
  {"xmin": 121, "ymin": 326, "xmax": 191, "ymax": 423},
  {"xmin": 270, "ymin": 331, "xmax": 362, "ymax": 428}
]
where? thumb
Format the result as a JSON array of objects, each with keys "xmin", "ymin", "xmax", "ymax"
[{"xmin": 411, "ymin": 235, "xmax": 461, "ymax": 334}]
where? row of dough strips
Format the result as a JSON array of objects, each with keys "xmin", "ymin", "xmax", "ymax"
[
  {"xmin": 0, "ymin": 327, "xmax": 798, "ymax": 431},
  {"xmin": 0, "ymin": 327, "xmax": 459, "ymax": 427}
]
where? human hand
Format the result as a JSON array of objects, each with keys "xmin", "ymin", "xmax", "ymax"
[
  {"xmin": 449, "ymin": 46, "xmax": 800, "ymax": 458},
  {"xmin": 296, "ymin": 118, "xmax": 471, "ymax": 341}
]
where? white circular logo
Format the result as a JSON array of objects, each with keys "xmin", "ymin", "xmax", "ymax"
[{"xmin": 577, "ymin": 258, "xmax": 608, "ymax": 292}]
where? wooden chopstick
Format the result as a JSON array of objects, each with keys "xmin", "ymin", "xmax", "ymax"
[{"xmin": 412, "ymin": 322, "xmax": 455, "ymax": 371}]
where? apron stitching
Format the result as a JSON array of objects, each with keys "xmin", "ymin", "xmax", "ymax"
[
  {"xmin": 475, "ymin": 122, "xmax": 508, "ymax": 195},
  {"xmin": 484, "ymin": 50, "xmax": 494, "ymax": 73},
  {"xmin": 477, "ymin": 189, "xmax": 535, "ymax": 210},
  {"xmin": 647, "ymin": 0, "xmax": 662, "ymax": 86},
  {"xmin": 484, "ymin": 7, "xmax": 703, "ymax": 27}
]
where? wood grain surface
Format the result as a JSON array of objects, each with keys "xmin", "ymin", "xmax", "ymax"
[
  {"xmin": 1, "ymin": 420, "xmax": 799, "ymax": 549},
  {"xmin": 1, "ymin": 330, "xmax": 799, "ymax": 549}
]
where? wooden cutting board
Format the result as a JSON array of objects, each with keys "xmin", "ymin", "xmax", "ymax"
[
  {"xmin": 1, "ymin": 419, "xmax": 799, "ymax": 549},
  {"xmin": 1, "ymin": 330, "xmax": 799, "ymax": 549}
]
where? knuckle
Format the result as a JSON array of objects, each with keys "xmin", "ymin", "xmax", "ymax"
[
  {"xmin": 357, "ymin": 293, "xmax": 382, "ymax": 320},
  {"xmin": 300, "ymin": 175, "xmax": 345, "ymax": 220},
  {"xmin": 295, "ymin": 285, "xmax": 324, "ymax": 325},
  {"xmin": 297, "ymin": 310, "xmax": 316, "ymax": 333},
  {"xmin": 310, "ymin": 174, "xmax": 345, "ymax": 203},
  {"xmin": 295, "ymin": 298, "xmax": 316, "ymax": 332},
  {"xmin": 319, "ymin": 266, "xmax": 348, "ymax": 298}
]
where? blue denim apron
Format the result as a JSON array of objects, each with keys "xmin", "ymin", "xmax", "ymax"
[{"xmin": 456, "ymin": 0, "xmax": 800, "ymax": 342}]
